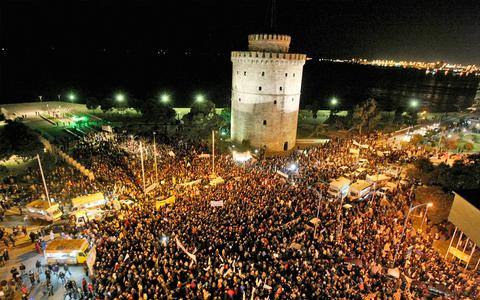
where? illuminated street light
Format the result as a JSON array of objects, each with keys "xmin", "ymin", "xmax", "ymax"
[
  {"xmin": 195, "ymin": 94, "xmax": 205, "ymax": 103},
  {"xmin": 115, "ymin": 93, "xmax": 125, "ymax": 102},
  {"xmin": 160, "ymin": 93, "xmax": 170, "ymax": 103},
  {"xmin": 330, "ymin": 97, "xmax": 338, "ymax": 106},
  {"xmin": 68, "ymin": 93, "xmax": 76, "ymax": 101},
  {"xmin": 410, "ymin": 99, "xmax": 419, "ymax": 108}
]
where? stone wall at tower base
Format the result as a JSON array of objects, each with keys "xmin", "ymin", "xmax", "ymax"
[{"xmin": 231, "ymin": 106, "xmax": 298, "ymax": 152}]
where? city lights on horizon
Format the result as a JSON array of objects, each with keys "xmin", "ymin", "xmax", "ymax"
[{"xmin": 319, "ymin": 57, "xmax": 480, "ymax": 76}]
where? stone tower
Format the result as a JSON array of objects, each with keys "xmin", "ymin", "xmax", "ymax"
[{"xmin": 230, "ymin": 34, "xmax": 306, "ymax": 152}]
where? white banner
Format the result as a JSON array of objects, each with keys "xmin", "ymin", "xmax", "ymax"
[
  {"xmin": 145, "ymin": 182, "xmax": 158, "ymax": 194},
  {"xmin": 178, "ymin": 179, "xmax": 202, "ymax": 187},
  {"xmin": 101, "ymin": 125, "xmax": 113, "ymax": 133},
  {"xmin": 210, "ymin": 200, "xmax": 224, "ymax": 207},
  {"xmin": 175, "ymin": 236, "xmax": 197, "ymax": 263},
  {"xmin": 387, "ymin": 267, "xmax": 400, "ymax": 278},
  {"xmin": 353, "ymin": 140, "xmax": 369, "ymax": 149},
  {"xmin": 86, "ymin": 245, "xmax": 96, "ymax": 277},
  {"xmin": 349, "ymin": 148, "xmax": 360, "ymax": 155}
]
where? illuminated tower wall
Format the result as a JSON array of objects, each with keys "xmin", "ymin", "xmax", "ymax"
[{"xmin": 230, "ymin": 34, "xmax": 306, "ymax": 152}]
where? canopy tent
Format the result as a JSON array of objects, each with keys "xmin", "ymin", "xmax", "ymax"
[{"xmin": 446, "ymin": 190, "xmax": 480, "ymax": 270}]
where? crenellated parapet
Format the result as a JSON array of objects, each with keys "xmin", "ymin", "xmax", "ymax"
[
  {"xmin": 248, "ymin": 34, "xmax": 291, "ymax": 53},
  {"xmin": 231, "ymin": 51, "xmax": 306, "ymax": 65}
]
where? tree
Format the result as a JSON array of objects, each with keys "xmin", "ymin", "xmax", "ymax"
[
  {"xmin": 0, "ymin": 113, "xmax": 5, "ymax": 121},
  {"xmin": 351, "ymin": 98, "xmax": 381, "ymax": 134},
  {"xmin": 85, "ymin": 97, "xmax": 102, "ymax": 110},
  {"xmin": 190, "ymin": 99, "xmax": 216, "ymax": 117},
  {"xmin": 0, "ymin": 120, "xmax": 43, "ymax": 160},
  {"xmin": 133, "ymin": 98, "xmax": 176, "ymax": 123},
  {"xmin": 414, "ymin": 157, "xmax": 434, "ymax": 173},
  {"xmin": 219, "ymin": 108, "xmax": 231, "ymax": 125}
]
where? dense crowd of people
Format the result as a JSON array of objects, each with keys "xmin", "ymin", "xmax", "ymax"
[{"xmin": 1, "ymin": 128, "xmax": 479, "ymax": 298}]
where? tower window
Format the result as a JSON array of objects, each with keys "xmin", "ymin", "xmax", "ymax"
[
  {"xmin": 236, "ymin": 71, "xmax": 239, "ymax": 75},
  {"xmin": 279, "ymin": 86, "xmax": 283, "ymax": 91},
  {"xmin": 263, "ymin": 120, "xmax": 267, "ymax": 125},
  {"xmin": 293, "ymin": 73, "xmax": 296, "ymax": 77},
  {"xmin": 244, "ymin": 71, "xmax": 247, "ymax": 76},
  {"xmin": 292, "ymin": 98, "xmax": 294, "ymax": 102},
  {"xmin": 285, "ymin": 73, "xmax": 288, "ymax": 77},
  {"xmin": 259, "ymin": 86, "xmax": 262, "ymax": 91},
  {"xmin": 239, "ymin": 98, "xmax": 241, "ymax": 102},
  {"xmin": 261, "ymin": 71, "xmax": 265, "ymax": 76},
  {"xmin": 274, "ymin": 100, "xmax": 277, "ymax": 104}
]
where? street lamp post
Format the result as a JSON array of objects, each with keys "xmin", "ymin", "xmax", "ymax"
[
  {"xmin": 420, "ymin": 202, "xmax": 433, "ymax": 229},
  {"xmin": 36, "ymin": 154, "xmax": 51, "ymax": 206},
  {"xmin": 153, "ymin": 132, "xmax": 158, "ymax": 184},
  {"xmin": 211, "ymin": 130, "xmax": 215, "ymax": 176},
  {"xmin": 313, "ymin": 189, "xmax": 323, "ymax": 239},
  {"xmin": 393, "ymin": 201, "xmax": 433, "ymax": 265},
  {"xmin": 139, "ymin": 141, "xmax": 146, "ymax": 196}
]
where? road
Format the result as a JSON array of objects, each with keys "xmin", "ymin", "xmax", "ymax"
[{"xmin": 1, "ymin": 212, "xmax": 90, "ymax": 299}]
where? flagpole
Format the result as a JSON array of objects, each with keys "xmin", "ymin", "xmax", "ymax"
[
  {"xmin": 153, "ymin": 132, "xmax": 158, "ymax": 184},
  {"xmin": 37, "ymin": 154, "xmax": 51, "ymax": 206},
  {"xmin": 212, "ymin": 130, "xmax": 215, "ymax": 176},
  {"xmin": 140, "ymin": 141, "xmax": 146, "ymax": 196}
]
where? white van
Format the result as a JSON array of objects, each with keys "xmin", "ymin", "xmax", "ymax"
[
  {"xmin": 71, "ymin": 192, "xmax": 106, "ymax": 211},
  {"xmin": 366, "ymin": 174, "xmax": 391, "ymax": 188},
  {"xmin": 349, "ymin": 180, "xmax": 373, "ymax": 201},
  {"xmin": 71, "ymin": 209, "xmax": 105, "ymax": 227},
  {"xmin": 328, "ymin": 177, "xmax": 351, "ymax": 198},
  {"xmin": 26, "ymin": 200, "xmax": 63, "ymax": 222}
]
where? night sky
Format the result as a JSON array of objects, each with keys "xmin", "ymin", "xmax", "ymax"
[{"xmin": 2, "ymin": 0, "xmax": 479, "ymax": 64}]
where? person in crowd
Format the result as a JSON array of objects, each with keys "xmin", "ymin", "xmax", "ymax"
[{"xmin": 2, "ymin": 129, "xmax": 478, "ymax": 299}]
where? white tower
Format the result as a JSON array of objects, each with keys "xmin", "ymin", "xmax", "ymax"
[{"xmin": 230, "ymin": 34, "xmax": 306, "ymax": 152}]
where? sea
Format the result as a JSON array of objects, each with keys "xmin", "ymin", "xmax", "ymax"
[{"xmin": 1, "ymin": 51, "xmax": 479, "ymax": 112}]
